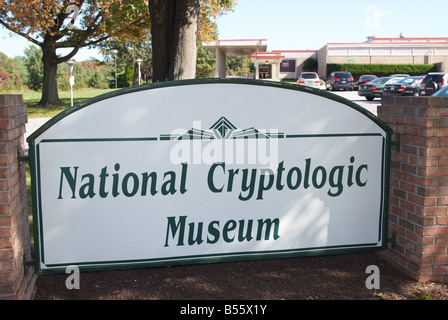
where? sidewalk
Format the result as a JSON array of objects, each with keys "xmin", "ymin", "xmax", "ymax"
[{"xmin": 25, "ymin": 117, "xmax": 51, "ymax": 149}]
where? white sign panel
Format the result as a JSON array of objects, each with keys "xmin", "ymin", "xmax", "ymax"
[{"xmin": 28, "ymin": 80, "xmax": 391, "ymax": 272}]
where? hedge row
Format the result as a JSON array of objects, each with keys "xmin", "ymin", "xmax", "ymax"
[{"xmin": 326, "ymin": 63, "xmax": 435, "ymax": 79}]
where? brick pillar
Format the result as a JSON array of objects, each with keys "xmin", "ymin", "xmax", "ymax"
[
  {"xmin": 378, "ymin": 96, "xmax": 448, "ymax": 283},
  {"xmin": 0, "ymin": 95, "xmax": 36, "ymax": 299}
]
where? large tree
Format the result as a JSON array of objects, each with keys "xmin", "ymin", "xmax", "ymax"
[
  {"xmin": 149, "ymin": 0, "xmax": 234, "ymax": 82},
  {"xmin": 0, "ymin": 0, "xmax": 149, "ymax": 106}
]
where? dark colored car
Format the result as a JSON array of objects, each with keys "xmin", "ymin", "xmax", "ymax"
[
  {"xmin": 358, "ymin": 76, "xmax": 392, "ymax": 101},
  {"xmin": 355, "ymin": 75, "xmax": 378, "ymax": 90},
  {"xmin": 419, "ymin": 73, "xmax": 448, "ymax": 96},
  {"xmin": 383, "ymin": 76, "xmax": 424, "ymax": 96},
  {"xmin": 326, "ymin": 72, "xmax": 354, "ymax": 91}
]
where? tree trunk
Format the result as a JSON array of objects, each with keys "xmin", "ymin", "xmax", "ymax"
[
  {"xmin": 149, "ymin": 0, "xmax": 173, "ymax": 82},
  {"xmin": 149, "ymin": 0, "xmax": 200, "ymax": 82},
  {"xmin": 38, "ymin": 42, "xmax": 63, "ymax": 107}
]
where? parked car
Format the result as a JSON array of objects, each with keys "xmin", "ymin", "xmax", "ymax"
[
  {"xmin": 358, "ymin": 76, "xmax": 392, "ymax": 101},
  {"xmin": 383, "ymin": 76, "xmax": 424, "ymax": 96},
  {"xmin": 431, "ymin": 86, "xmax": 448, "ymax": 97},
  {"xmin": 298, "ymin": 72, "xmax": 320, "ymax": 88},
  {"xmin": 355, "ymin": 75, "xmax": 378, "ymax": 90},
  {"xmin": 419, "ymin": 72, "xmax": 448, "ymax": 96},
  {"xmin": 326, "ymin": 71, "xmax": 354, "ymax": 91},
  {"xmin": 390, "ymin": 74, "xmax": 410, "ymax": 78}
]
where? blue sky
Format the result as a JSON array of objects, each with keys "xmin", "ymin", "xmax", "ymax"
[
  {"xmin": 0, "ymin": 0, "xmax": 447, "ymax": 60},
  {"xmin": 217, "ymin": 0, "xmax": 448, "ymax": 50}
]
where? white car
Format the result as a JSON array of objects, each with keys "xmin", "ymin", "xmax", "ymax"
[{"xmin": 298, "ymin": 72, "xmax": 320, "ymax": 88}]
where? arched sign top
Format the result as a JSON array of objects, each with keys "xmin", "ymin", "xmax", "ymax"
[
  {"xmin": 28, "ymin": 79, "xmax": 391, "ymax": 273},
  {"xmin": 27, "ymin": 78, "xmax": 391, "ymax": 143}
]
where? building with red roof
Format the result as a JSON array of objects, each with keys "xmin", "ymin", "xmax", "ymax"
[{"xmin": 203, "ymin": 36, "xmax": 448, "ymax": 80}]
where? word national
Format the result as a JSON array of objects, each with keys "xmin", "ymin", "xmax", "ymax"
[{"xmin": 57, "ymin": 156, "xmax": 368, "ymax": 202}]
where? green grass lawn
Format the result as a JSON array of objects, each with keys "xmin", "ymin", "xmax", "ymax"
[{"xmin": 21, "ymin": 88, "xmax": 117, "ymax": 118}]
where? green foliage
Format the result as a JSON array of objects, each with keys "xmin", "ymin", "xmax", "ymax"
[
  {"xmin": 89, "ymin": 70, "xmax": 109, "ymax": 89},
  {"xmin": 326, "ymin": 63, "xmax": 435, "ymax": 79},
  {"xmin": 23, "ymin": 46, "xmax": 43, "ymax": 91},
  {"xmin": 125, "ymin": 65, "xmax": 135, "ymax": 87},
  {"xmin": 0, "ymin": 46, "xmax": 115, "ymax": 92},
  {"xmin": 196, "ymin": 42, "xmax": 216, "ymax": 78},
  {"xmin": 98, "ymin": 29, "xmax": 152, "ymax": 87},
  {"xmin": 370, "ymin": 290, "xmax": 386, "ymax": 300},
  {"xmin": 226, "ymin": 55, "xmax": 254, "ymax": 76},
  {"xmin": 413, "ymin": 290, "xmax": 433, "ymax": 300},
  {"xmin": 303, "ymin": 58, "xmax": 317, "ymax": 72},
  {"xmin": 0, "ymin": 52, "xmax": 27, "ymax": 90}
]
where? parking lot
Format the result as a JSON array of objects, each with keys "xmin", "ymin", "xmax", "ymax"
[
  {"xmin": 328, "ymin": 89, "xmax": 380, "ymax": 115},
  {"xmin": 303, "ymin": 71, "xmax": 448, "ymax": 116}
]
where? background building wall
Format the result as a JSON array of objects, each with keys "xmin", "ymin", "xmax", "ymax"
[
  {"xmin": 317, "ymin": 39, "xmax": 448, "ymax": 77},
  {"xmin": 274, "ymin": 50, "xmax": 317, "ymax": 80}
]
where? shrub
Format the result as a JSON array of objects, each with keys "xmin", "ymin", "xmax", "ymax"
[
  {"xmin": 89, "ymin": 70, "xmax": 109, "ymax": 89},
  {"xmin": 326, "ymin": 63, "xmax": 435, "ymax": 79},
  {"xmin": 0, "ymin": 71, "xmax": 10, "ymax": 84},
  {"xmin": 303, "ymin": 58, "xmax": 317, "ymax": 72},
  {"xmin": 413, "ymin": 290, "xmax": 433, "ymax": 300}
]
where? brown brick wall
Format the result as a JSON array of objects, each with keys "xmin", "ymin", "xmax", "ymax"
[
  {"xmin": 378, "ymin": 96, "xmax": 448, "ymax": 283},
  {"xmin": 0, "ymin": 95, "xmax": 36, "ymax": 299}
]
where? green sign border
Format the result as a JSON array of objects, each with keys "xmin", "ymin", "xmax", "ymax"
[{"xmin": 27, "ymin": 78, "xmax": 392, "ymax": 274}]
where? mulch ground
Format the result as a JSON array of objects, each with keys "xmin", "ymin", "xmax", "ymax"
[{"xmin": 33, "ymin": 252, "xmax": 448, "ymax": 300}]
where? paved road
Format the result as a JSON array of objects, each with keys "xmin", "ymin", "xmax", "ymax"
[
  {"xmin": 328, "ymin": 89, "xmax": 380, "ymax": 116},
  {"xmin": 25, "ymin": 117, "xmax": 51, "ymax": 142}
]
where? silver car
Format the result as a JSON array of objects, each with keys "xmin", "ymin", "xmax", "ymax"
[{"xmin": 298, "ymin": 72, "xmax": 320, "ymax": 88}]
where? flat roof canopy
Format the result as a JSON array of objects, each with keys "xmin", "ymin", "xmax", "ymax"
[
  {"xmin": 250, "ymin": 52, "xmax": 285, "ymax": 65},
  {"xmin": 202, "ymin": 39, "xmax": 268, "ymax": 56}
]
